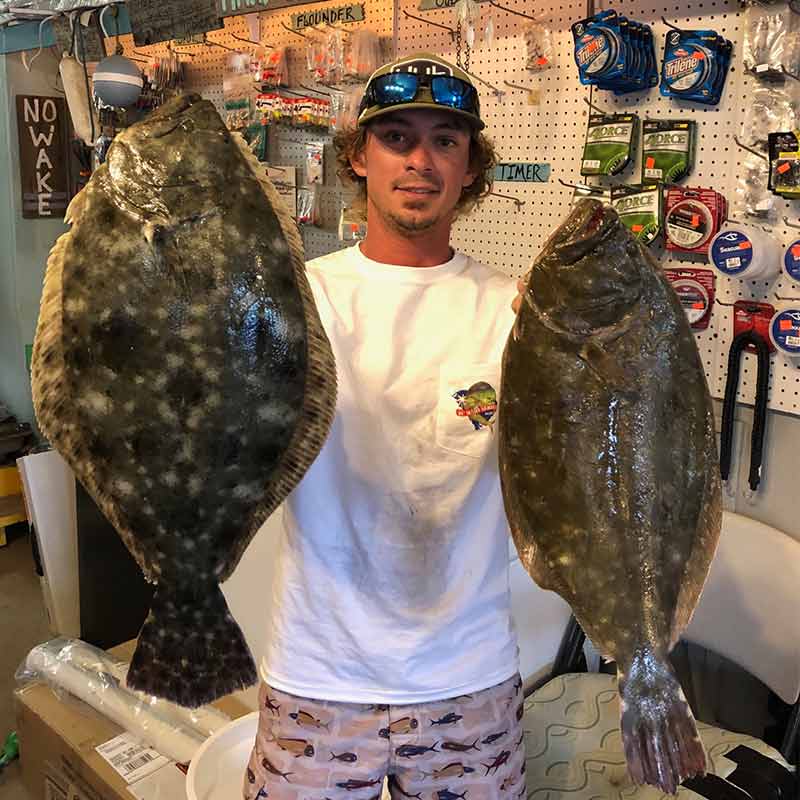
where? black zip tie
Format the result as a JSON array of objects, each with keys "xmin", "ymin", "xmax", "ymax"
[{"xmin": 720, "ymin": 329, "xmax": 771, "ymax": 492}]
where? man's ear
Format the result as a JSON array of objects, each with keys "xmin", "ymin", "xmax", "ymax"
[
  {"xmin": 462, "ymin": 169, "xmax": 477, "ymax": 188},
  {"xmin": 351, "ymin": 148, "xmax": 367, "ymax": 178}
]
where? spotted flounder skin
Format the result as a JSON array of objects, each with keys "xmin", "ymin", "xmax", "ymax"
[
  {"xmin": 498, "ymin": 200, "xmax": 721, "ymax": 793},
  {"xmin": 31, "ymin": 95, "xmax": 336, "ymax": 707}
]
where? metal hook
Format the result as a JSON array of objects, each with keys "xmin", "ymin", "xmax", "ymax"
[
  {"xmin": 784, "ymin": 216, "xmax": 800, "ymax": 230},
  {"xmin": 733, "ymin": 135, "xmax": 769, "ymax": 163},
  {"xmin": 558, "ymin": 178, "xmax": 604, "ymax": 193},
  {"xmin": 503, "ymin": 80, "xmax": 534, "ymax": 92},
  {"xmin": 231, "ymin": 31, "xmax": 274, "ymax": 48},
  {"xmin": 281, "ymin": 21, "xmax": 308, "ymax": 39},
  {"xmin": 167, "ymin": 42, "xmax": 195, "ymax": 58},
  {"xmin": 401, "ymin": 9, "xmax": 456, "ymax": 41},
  {"xmin": 661, "ymin": 16, "xmax": 682, "ymax": 32},
  {"xmin": 300, "ymin": 83, "xmax": 331, "ymax": 96},
  {"xmin": 204, "ymin": 33, "xmax": 238, "ymax": 52},
  {"xmin": 490, "ymin": 191, "xmax": 525, "ymax": 211},
  {"xmin": 715, "ymin": 299, "xmax": 737, "ymax": 307},
  {"xmin": 487, "ymin": 0, "xmax": 539, "ymax": 22},
  {"xmin": 781, "ymin": 64, "xmax": 800, "ymax": 82},
  {"xmin": 21, "ymin": 13, "xmax": 56, "ymax": 71},
  {"xmin": 582, "ymin": 96, "xmax": 609, "ymax": 115},
  {"xmin": 461, "ymin": 66, "xmax": 504, "ymax": 98},
  {"xmin": 775, "ymin": 293, "xmax": 800, "ymax": 301}
]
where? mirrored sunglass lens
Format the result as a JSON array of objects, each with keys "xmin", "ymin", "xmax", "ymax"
[
  {"xmin": 431, "ymin": 77, "xmax": 475, "ymax": 109},
  {"xmin": 373, "ymin": 73, "xmax": 418, "ymax": 104}
]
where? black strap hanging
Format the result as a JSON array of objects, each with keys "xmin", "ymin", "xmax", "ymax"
[{"xmin": 719, "ymin": 329, "xmax": 771, "ymax": 492}]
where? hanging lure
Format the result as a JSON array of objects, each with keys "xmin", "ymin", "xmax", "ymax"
[
  {"xmin": 484, "ymin": 13, "xmax": 495, "ymax": 49},
  {"xmin": 454, "ymin": 0, "xmax": 479, "ymax": 68}
]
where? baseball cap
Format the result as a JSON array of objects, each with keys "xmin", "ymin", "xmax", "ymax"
[{"xmin": 357, "ymin": 52, "xmax": 484, "ymax": 130}]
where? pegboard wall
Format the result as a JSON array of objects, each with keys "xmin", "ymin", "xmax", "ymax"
[
  {"xmin": 397, "ymin": 0, "xmax": 800, "ymax": 416},
  {"xmin": 113, "ymin": 0, "xmax": 800, "ymax": 416}
]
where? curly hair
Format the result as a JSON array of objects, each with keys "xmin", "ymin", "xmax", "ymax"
[{"xmin": 334, "ymin": 120, "xmax": 498, "ymax": 221}]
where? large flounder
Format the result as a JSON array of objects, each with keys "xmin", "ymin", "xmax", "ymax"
[
  {"xmin": 498, "ymin": 200, "xmax": 721, "ymax": 793},
  {"xmin": 31, "ymin": 94, "xmax": 336, "ymax": 707}
]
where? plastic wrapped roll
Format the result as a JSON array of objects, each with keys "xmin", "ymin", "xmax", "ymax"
[{"xmin": 18, "ymin": 638, "xmax": 231, "ymax": 763}]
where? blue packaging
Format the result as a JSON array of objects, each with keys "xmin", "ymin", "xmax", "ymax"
[
  {"xmin": 574, "ymin": 10, "xmax": 658, "ymax": 94},
  {"xmin": 573, "ymin": 10, "xmax": 625, "ymax": 85},
  {"xmin": 660, "ymin": 27, "xmax": 733, "ymax": 105}
]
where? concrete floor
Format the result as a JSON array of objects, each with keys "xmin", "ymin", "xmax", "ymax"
[{"xmin": 0, "ymin": 524, "xmax": 51, "ymax": 799}]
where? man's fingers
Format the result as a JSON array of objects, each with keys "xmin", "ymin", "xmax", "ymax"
[{"xmin": 511, "ymin": 295, "xmax": 521, "ymax": 314}]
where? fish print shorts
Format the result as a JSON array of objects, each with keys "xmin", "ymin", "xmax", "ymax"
[{"xmin": 242, "ymin": 672, "xmax": 526, "ymax": 800}]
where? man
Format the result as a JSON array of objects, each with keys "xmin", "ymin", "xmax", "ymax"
[{"xmin": 244, "ymin": 52, "xmax": 527, "ymax": 800}]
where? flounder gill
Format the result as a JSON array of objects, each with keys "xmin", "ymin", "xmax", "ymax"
[
  {"xmin": 498, "ymin": 199, "xmax": 721, "ymax": 793},
  {"xmin": 31, "ymin": 94, "xmax": 337, "ymax": 707}
]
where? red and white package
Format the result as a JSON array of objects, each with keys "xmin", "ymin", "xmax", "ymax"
[
  {"xmin": 733, "ymin": 300, "xmax": 776, "ymax": 353},
  {"xmin": 664, "ymin": 187, "xmax": 727, "ymax": 257},
  {"xmin": 664, "ymin": 268, "xmax": 716, "ymax": 331}
]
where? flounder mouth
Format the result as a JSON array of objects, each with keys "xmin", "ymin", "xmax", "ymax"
[{"xmin": 553, "ymin": 199, "xmax": 620, "ymax": 264}]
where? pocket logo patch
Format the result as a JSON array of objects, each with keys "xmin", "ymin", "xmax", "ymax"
[{"xmin": 452, "ymin": 381, "xmax": 498, "ymax": 430}]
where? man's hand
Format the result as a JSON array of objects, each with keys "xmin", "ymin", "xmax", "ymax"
[{"xmin": 511, "ymin": 274, "xmax": 528, "ymax": 315}]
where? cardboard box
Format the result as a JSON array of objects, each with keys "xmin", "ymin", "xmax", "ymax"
[{"xmin": 15, "ymin": 640, "xmax": 250, "ymax": 800}]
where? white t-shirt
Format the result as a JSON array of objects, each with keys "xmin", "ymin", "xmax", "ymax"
[{"xmin": 260, "ymin": 242, "xmax": 520, "ymax": 704}]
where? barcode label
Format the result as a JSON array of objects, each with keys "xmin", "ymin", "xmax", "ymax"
[
  {"xmin": 96, "ymin": 733, "xmax": 168, "ymax": 784},
  {"xmin": 725, "ymin": 256, "xmax": 742, "ymax": 268},
  {"xmin": 582, "ymin": 159, "xmax": 600, "ymax": 169},
  {"xmin": 786, "ymin": 335, "xmax": 800, "ymax": 346},
  {"xmin": 645, "ymin": 167, "xmax": 663, "ymax": 178}
]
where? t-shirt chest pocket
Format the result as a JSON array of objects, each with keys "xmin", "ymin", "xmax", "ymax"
[{"xmin": 435, "ymin": 361, "xmax": 501, "ymax": 458}]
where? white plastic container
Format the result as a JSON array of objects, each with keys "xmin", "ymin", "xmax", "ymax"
[
  {"xmin": 709, "ymin": 224, "xmax": 781, "ymax": 281},
  {"xmin": 186, "ymin": 711, "xmax": 258, "ymax": 800},
  {"xmin": 769, "ymin": 304, "xmax": 800, "ymax": 359},
  {"xmin": 782, "ymin": 239, "xmax": 800, "ymax": 286}
]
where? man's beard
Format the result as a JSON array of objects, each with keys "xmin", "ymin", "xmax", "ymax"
[{"xmin": 379, "ymin": 202, "xmax": 443, "ymax": 235}]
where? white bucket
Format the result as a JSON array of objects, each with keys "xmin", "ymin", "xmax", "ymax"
[{"xmin": 186, "ymin": 711, "xmax": 259, "ymax": 800}]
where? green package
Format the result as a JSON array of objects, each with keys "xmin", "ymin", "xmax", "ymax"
[
  {"xmin": 641, "ymin": 120, "xmax": 696, "ymax": 183},
  {"xmin": 581, "ymin": 113, "xmax": 639, "ymax": 177},
  {"xmin": 611, "ymin": 183, "xmax": 662, "ymax": 245}
]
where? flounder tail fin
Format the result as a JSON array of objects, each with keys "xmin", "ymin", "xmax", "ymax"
[
  {"xmin": 127, "ymin": 581, "xmax": 257, "ymax": 708},
  {"xmin": 619, "ymin": 650, "xmax": 706, "ymax": 795}
]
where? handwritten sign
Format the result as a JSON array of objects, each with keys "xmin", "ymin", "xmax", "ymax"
[
  {"xmin": 127, "ymin": 0, "xmax": 223, "ymax": 46},
  {"xmin": 292, "ymin": 3, "xmax": 364, "ymax": 29},
  {"xmin": 494, "ymin": 163, "xmax": 551, "ymax": 183},
  {"xmin": 16, "ymin": 95, "xmax": 71, "ymax": 219},
  {"xmin": 418, "ymin": 0, "xmax": 488, "ymax": 11},
  {"xmin": 219, "ymin": 0, "xmax": 270, "ymax": 16}
]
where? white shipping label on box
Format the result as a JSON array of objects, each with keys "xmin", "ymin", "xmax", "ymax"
[{"xmin": 96, "ymin": 733, "xmax": 169, "ymax": 785}]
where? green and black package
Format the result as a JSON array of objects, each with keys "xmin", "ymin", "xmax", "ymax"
[
  {"xmin": 611, "ymin": 183, "xmax": 662, "ymax": 245},
  {"xmin": 581, "ymin": 113, "xmax": 639, "ymax": 176},
  {"xmin": 641, "ymin": 120, "xmax": 696, "ymax": 183}
]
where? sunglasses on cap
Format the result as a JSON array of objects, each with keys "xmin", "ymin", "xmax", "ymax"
[{"xmin": 361, "ymin": 72, "xmax": 480, "ymax": 116}]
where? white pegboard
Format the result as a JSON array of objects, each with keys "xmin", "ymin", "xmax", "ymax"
[
  {"xmin": 397, "ymin": 0, "xmax": 800, "ymax": 416},
  {"xmin": 113, "ymin": 0, "xmax": 800, "ymax": 416}
]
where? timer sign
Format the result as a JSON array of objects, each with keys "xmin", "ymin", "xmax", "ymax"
[{"xmin": 16, "ymin": 96, "xmax": 71, "ymax": 220}]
